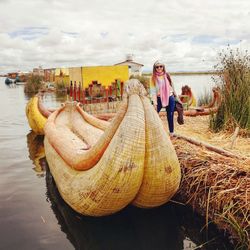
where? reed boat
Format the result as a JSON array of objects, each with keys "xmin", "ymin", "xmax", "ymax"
[
  {"xmin": 25, "ymin": 95, "xmax": 110, "ymax": 134},
  {"xmin": 26, "ymin": 95, "xmax": 53, "ymax": 135},
  {"xmin": 44, "ymin": 79, "xmax": 181, "ymax": 216},
  {"xmin": 183, "ymin": 107, "xmax": 218, "ymax": 116},
  {"xmin": 5, "ymin": 77, "xmax": 15, "ymax": 85}
]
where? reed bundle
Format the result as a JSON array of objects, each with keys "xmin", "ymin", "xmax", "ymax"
[{"xmin": 173, "ymin": 138, "xmax": 250, "ymax": 248}]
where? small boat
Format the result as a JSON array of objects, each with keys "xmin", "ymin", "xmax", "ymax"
[
  {"xmin": 5, "ymin": 77, "xmax": 15, "ymax": 85},
  {"xmin": 26, "ymin": 95, "xmax": 53, "ymax": 135},
  {"xmin": 44, "ymin": 79, "xmax": 181, "ymax": 216}
]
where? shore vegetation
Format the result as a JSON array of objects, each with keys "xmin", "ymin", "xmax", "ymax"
[
  {"xmin": 24, "ymin": 75, "xmax": 43, "ymax": 93},
  {"xmin": 210, "ymin": 47, "xmax": 250, "ymax": 136}
]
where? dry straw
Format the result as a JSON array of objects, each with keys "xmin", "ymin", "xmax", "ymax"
[{"xmin": 173, "ymin": 138, "xmax": 250, "ymax": 248}]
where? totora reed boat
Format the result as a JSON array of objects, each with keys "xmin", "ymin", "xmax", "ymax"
[
  {"xmin": 44, "ymin": 79, "xmax": 181, "ymax": 216},
  {"xmin": 26, "ymin": 95, "xmax": 53, "ymax": 135}
]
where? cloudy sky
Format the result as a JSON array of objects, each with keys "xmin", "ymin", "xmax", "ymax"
[{"xmin": 0, "ymin": 0, "xmax": 249, "ymax": 73}]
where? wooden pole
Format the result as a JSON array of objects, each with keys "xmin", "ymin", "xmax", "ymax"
[
  {"xmin": 174, "ymin": 133, "xmax": 247, "ymax": 160},
  {"xmin": 105, "ymin": 87, "xmax": 109, "ymax": 103},
  {"xmin": 73, "ymin": 81, "xmax": 77, "ymax": 101},
  {"xmin": 78, "ymin": 82, "xmax": 81, "ymax": 102},
  {"xmin": 82, "ymin": 89, "xmax": 85, "ymax": 104},
  {"xmin": 121, "ymin": 81, "xmax": 124, "ymax": 99},
  {"xmin": 69, "ymin": 81, "xmax": 73, "ymax": 100}
]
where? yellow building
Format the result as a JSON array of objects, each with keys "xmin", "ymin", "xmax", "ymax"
[
  {"xmin": 69, "ymin": 67, "xmax": 82, "ymax": 85},
  {"xmin": 49, "ymin": 69, "xmax": 55, "ymax": 83},
  {"xmin": 81, "ymin": 65, "xmax": 129, "ymax": 88},
  {"xmin": 55, "ymin": 68, "xmax": 70, "ymax": 85}
]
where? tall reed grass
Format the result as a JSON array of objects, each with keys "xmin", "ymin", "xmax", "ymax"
[
  {"xmin": 210, "ymin": 48, "xmax": 250, "ymax": 136},
  {"xmin": 197, "ymin": 88, "xmax": 212, "ymax": 106},
  {"xmin": 24, "ymin": 75, "xmax": 43, "ymax": 93}
]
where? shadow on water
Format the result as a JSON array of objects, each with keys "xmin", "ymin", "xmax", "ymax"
[
  {"xmin": 27, "ymin": 132, "xmax": 46, "ymax": 177},
  {"xmin": 27, "ymin": 132, "xmax": 234, "ymax": 250}
]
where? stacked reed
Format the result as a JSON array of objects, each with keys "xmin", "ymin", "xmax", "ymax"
[{"xmin": 173, "ymin": 138, "xmax": 250, "ymax": 249}]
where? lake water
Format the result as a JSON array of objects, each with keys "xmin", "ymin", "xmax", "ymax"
[
  {"xmin": 0, "ymin": 76, "xmax": 233, "ymax": 250},
  {"xmin": 171, "ymin": 74, "xmax": 218, "ymax": 98}
]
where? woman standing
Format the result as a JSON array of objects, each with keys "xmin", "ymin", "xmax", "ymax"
[{"xmin": 150, "ymin": 61, "xmax": 178, "ymax": 137}]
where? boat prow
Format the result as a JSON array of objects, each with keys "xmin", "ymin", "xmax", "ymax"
[{"xmin": 26, "ymin": 95, "xmax": 53, "ymax": 135}]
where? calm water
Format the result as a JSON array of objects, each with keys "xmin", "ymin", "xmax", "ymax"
[
  {"xmin": 171, "ymin": 74, "xmax": 217, "ymax": 98},
  {"xmin": 0, "ymin": 76, "xmax": 232, "ymax": 250}
]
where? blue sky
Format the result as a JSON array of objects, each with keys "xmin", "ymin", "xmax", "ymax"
[{"xmin": 0, "ymin": 0, "xmax": 249, "ymax": 73}]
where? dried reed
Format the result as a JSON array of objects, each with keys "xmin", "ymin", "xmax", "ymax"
[{"xmin": 173, "ymin": 138, "xmax": 250, "ymax": 249}]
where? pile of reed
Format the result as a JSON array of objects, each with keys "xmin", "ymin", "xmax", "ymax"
[{"xmin": 173, "ymin": 138, "xmax": 250, "ymax": 249}]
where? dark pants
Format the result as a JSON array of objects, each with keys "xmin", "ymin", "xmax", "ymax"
[{"xmin": 157, "ymin": 95, "xmax": 175, "ymax": 133}]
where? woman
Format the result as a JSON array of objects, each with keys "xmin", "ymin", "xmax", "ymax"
[{"xmin": 150, "ymin": 61, "xmax": 178, "ymax": 137}]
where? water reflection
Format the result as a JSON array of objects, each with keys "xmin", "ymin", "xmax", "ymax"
[
  {"xmin": 46, "ymin": 169, "xmax": 185, "ymax": 250},
  {"xmin": 26, "ymin": 133, "xmax": 234, "ymax": 250},
  {"xmin": 24, "ymin": 90, "xmax": 67, "ymax": 107},
  {"xmin": 26, "ymin": 132, "xmax": 46, "ymax": 177}
]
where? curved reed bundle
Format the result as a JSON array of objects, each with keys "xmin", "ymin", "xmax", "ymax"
[
  {"xmin": 173, "ymin": 138, "xmax": 250, "ymax": 248},
  {"xmin": 26, "ymin": 95, "xmax": 52, "ymax": 135},
  {"xmin": 133, "ymin": 96, "xmax": 181, "ymax": 207},
  {"xmin": 44, "ymin": 79, "xmax": 181, "ymax": 216}
]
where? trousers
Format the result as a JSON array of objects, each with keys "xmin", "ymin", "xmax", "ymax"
[{"xmin": 157, "ymin": 95, "xmax": 175, "ymax": 133}]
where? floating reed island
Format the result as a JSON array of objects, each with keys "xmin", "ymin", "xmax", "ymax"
[
  {"xmin": 25, "ymin": 79, "xmax": 249, "ymax": 248},
  {"xmin": 171, "ymin": 137, "xmax": 250, "ymax": 248}
]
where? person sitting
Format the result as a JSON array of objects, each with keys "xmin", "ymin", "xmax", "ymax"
[
  {"xmin": 179, "ymin": 85, "xmax": 197, "ymax": 108},
  {"xmin": 203, "ymin": 86, "xmax": 221, "ymax": 108}
]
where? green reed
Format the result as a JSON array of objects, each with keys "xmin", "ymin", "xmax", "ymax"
[
  {"xmin": 24, "ymin": 74, "xmax": 43, "ymax": 93},
  {"xmin": 197, "ymin": 88, "xmax": 212, "ymax": 106},
  {"xmin": 210, "ymin": 47, "xmax": 250, "ymax": 136}
]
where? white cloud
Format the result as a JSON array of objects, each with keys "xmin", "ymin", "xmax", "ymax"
[{"xmin": 0, "ymin": 0, "xmax": 250, "ymax": 73}]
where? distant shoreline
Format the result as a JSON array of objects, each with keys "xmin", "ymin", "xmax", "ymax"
[{"xmin": 143, "ymin": 71, "xmax": 218, "ymax": 76}]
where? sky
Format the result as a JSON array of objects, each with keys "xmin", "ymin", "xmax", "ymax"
[{"xmin": 0, "ymin": 0, "xmax": 249, "ymax": 73}]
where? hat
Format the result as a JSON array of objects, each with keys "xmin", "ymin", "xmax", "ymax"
[{"xmin": 153, "ymin": 60, "xmax": 165, "ymax": 67}]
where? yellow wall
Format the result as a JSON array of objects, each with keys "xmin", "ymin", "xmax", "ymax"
[
  {"xmin": 55, "ymin": 68, "xmax": 70, "ymax": 85},
  {"xmin": 55, "ymin": 68, "xmax": 69, "ymax": 76},
  {"xmin": 81, "ymin": 65, "xmax": 129, "ymax": 88},
  {"xmin": 49, "ymin": 69, "xmax": 55, "ymax": 82},
  {"xmin": 69, "ymin": 67, "xmax": 82, "ymax": 85}
]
